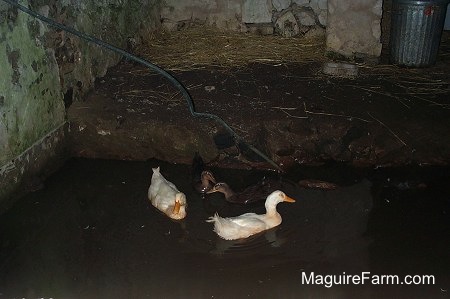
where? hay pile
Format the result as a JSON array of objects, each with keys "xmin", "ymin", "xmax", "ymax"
[
  {"xmin": 139, "ymin": 25, "xmax": 326, "ymax": 70},
  {"xmin": 135, "ymin": 26, "xmax": 448, "ymax": 109}
]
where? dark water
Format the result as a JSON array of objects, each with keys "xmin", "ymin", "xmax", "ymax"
[{"xmin": 0, "ymin": 158, "xmax": 449, "ymax": 299}]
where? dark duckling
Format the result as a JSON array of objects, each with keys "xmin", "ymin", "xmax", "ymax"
[
  {"xmin": 195, "ymin": 170, "xmax": 217, "ymax": 194},
  {"xmin": 192, "ymin": 152, "xmax": 217, "ymax": 194},
  {"xmin": 206, "ymin": 176, "xmax": 283, "ymax": 205}
]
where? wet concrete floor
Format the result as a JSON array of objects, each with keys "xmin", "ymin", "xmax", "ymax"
[{"xmin": 0, "ymin": 158, "xmax": 449, "ymax": 298}]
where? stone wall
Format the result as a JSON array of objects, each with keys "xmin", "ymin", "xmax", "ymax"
[
  {"xmin": 0, "ymin": 0, "xmax": 385, "ymax": 205},
  {"xmin": 162, "ymin": 0, "xmax": 383, "ymax": 58},
  {"xmin": 0, "ymin": 0, "xmax": 161, "ymax": 206},
  {"xmin": 161, "ymin": 0, "xmax": 327, "ymax": 37}
]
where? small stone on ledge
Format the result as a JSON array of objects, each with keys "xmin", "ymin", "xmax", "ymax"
[{"xmin": 322, "ymin": 62, "xmax": 359, "ymax": 78}]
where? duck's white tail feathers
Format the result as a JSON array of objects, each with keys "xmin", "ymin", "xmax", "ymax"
[
  {"xmin": 206, "ymin": 213, "xmax": 231, "ymax": 234},
  {"xmin": 206, "ymin": 213, "xmax": 253, "ymax": 240},
  {"xmin": 206, "ymin": 212, "xmax": 220, "ymax": 223}
]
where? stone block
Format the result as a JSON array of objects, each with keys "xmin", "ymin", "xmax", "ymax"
[
  {"xmin": 292, "ymin": 0, "xmax": 310, "ymax": 6},
  {"xmin": 322, "ymin": 62, "xmax": 359, "ymax": 78},
  {"xmin": 317, "ymin": 0, "xmax": 327, "ymax": 10},
  {"xmin": 243, "ymin": 0, "xmax": 272, "ymax": 23},
  {"xmin": 275, "ymin": 10, "xmax": 300, "ymax": 37},
  {"xmin": 304, "ymin": 26, "xmax": 326, "ymax": 38},
  {"xmin": 295, "ymin": 8, "xmax": 317, "ymax": 26},
  {"xmin": 273, "ymin": 0, "xmax": 292, "ymax": 11},
  {"xmin": 318, "ymin": 10, "xmax": 327, "ymax": 26},
  {"xmin": 326, "ymin": 0, "xmax": 383, "ymax": 57}
]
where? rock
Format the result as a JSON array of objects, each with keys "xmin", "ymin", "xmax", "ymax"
[
  {"xmin": 318, "ymin": 10, "xmax": 327, "ymax": 26},
  {"xmin": 322, "ymin": 62, "xmax": 359, "ymax": 78},
  {"xmin": 273, "ymin": 0, "xmax": 292, "ymax": 11},
  {"xmin": 294, "ymin": 8, "xmax": 317, "ymax": 26},
  {"xmin": 317, "ymin": 0, "xmax": 327, "ymax": 10},
  {"xmin": 275, "ymin": 11, "xmax": 299, "ymax": 37},
  {"xmin": 310, "ymin": 0, "xmax": 326, "ymax": 14},
  {"xmin": 304, "ymin": 26, "xmax": 326, "ymax": 38},
  {"xmin": 292, "ymin": 0, "xmax": 310, "ymax": 6},
  {"xmin": 372, "ymin": 0, "xmax": 383, "ymax": 17}
]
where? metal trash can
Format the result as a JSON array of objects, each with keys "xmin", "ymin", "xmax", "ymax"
[{"xmin": 390, "ymin": 0, "xmax": 450, "ymax": 67}]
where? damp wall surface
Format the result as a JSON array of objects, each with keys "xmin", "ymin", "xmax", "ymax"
[
  {"xmin": 0, "ymin": 0, "xmax": 162, "ymax": 207},
  {"xmin": 0, "ymin": 1, "xmax": 66, "ymax": 206}
]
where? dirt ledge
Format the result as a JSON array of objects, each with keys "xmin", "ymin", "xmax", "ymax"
[{"xmin": 68, "ymin": 57, "xmax": 450, "ymax": 171}]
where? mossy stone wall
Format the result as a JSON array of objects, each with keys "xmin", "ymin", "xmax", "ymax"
[{"xmin": 0, "ymin": 0, "xmax": 161, "ymax": 205}]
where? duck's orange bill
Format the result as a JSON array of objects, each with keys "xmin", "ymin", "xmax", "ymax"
[
  {"xmin": 284, "ymin": 195, "xmax": 296, "ymax": 203},
  {"xmin": 173, "ymin": 200, "xmax": 181, "ymax": 214}
]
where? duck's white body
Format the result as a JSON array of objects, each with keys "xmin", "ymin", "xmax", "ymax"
[
  {"xmin": 206, "ymin": 190, "xmax": 295, "ymax": 240},
  {"xmin": 148, "ymin": 167, "xmax": 187, "ymax": 220}
]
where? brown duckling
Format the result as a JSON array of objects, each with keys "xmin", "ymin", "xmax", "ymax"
[
  {"xmin": 192, "ymin": 152, "xmax": 217, "ymax": 194},
  {"xmin": 195, "ymin": 170, "xmax": 217, "ymax": 194},
  {"xmin": 207, "ymin": 176, "xmax": 282, "ymax": 205}
]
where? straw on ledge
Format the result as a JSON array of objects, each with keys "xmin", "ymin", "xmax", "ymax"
[{"xmin": 139, "ymin": 25, "xmax": 327, "ymax": 70}]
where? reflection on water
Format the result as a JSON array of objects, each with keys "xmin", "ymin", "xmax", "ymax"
[
  {"xmin": 208, "ymin": 179, "xmax": 373, "ymax": 267},
  {"xmin": 0, "ymin": 158, "xmax": 449, "ymax": 298},
  {"xmin": 209, "ymin": 226, "xmax": 287, "ymax": 256}
]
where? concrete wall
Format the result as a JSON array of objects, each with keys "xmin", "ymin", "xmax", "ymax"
[{"xmin": 0, "ymin": 0, "xmax": 161, "ymax": 207}]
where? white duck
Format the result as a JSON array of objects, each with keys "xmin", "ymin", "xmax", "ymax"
[
  {"xmin": 206, "ymin": 190, "xmax": 295, "ymax": 240},
  {"xmin": 148, "ymin": 167, "xmax": 187, "ymax": 220}
]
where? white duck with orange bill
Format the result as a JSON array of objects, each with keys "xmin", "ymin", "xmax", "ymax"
[
  {"xmin": 148, "ymin": 167, "xmax": 187, "ymax": 220},
  {"xmin": 206, "ymin": 190, "xmax": 295, "ymax": 240}
]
